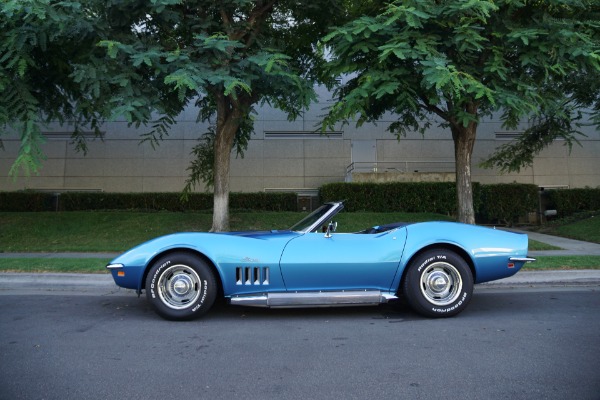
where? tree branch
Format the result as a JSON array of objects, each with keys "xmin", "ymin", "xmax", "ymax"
[
  {"xmin": 417, "ymin": 92, "xmax": 448, "ymax": 121},
  {"xmin": 226, "ymin": 0, "xmax": 276, "ymax": 46}
]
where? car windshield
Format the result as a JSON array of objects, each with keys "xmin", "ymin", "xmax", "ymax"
[{"xmin": 289, "ymin": 203, "xmax": 341, "ymax": 233}]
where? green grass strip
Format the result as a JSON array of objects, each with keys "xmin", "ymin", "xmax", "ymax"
[
  {"xmin": 528, "ymin": 239, "xmax": 562, "ymax": 251},
  {"xmin": 522, "ymin": 256, "xmax": 600, "ymax": 270},
  {"xmin": 0, "ymin": 258, "xmax": 112, "ymax": 274}
]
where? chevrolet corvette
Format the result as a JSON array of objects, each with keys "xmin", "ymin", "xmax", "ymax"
[{"xmin": 106, "ymin": 201, "xmax": 534, "ymax": 320}]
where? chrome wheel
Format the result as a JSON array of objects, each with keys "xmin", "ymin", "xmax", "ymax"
[
  {"xmin": 419, "ymin": 262, "xmax": 463, "ymax": 306},
  {"xmin": 157, "ymin": 264, "xmax": 202, "ymax": 310}
]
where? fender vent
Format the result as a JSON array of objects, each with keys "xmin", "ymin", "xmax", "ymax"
[{"xmin": 236, "ymin": 267, "xmax": 270, "ymax": 285}]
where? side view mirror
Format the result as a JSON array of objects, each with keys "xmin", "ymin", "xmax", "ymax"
[{"xmin": 324, "ymin": 221, "xmax": 338, "ymax": 238}]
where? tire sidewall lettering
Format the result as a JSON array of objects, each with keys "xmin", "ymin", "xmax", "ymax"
[
  {"xmin": 417, "ymin": 254, "xmax": 447, "ymax": 272},
  {"xmin": 418, "ymin": 257, "xmax": 435, "ymax": 272},
  {"xmin": 431, "ymin": 291, "xmax": 468, "ymax": 314},
  {"xmin": 192, "ymin": 280, "xmax": 209, "ymax": 312},
  {"xmin": 150, "ymin": 260, "xmax": 171, "ymax": 299}
]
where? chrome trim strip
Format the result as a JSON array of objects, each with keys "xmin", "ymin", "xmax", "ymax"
[
  {"xmin": 229, "ymin": 295, "xmax": 269, "ymax": 307},
  {"xmin": 268, "ymin": 291, "xmax": 382, "ymax": 307},
  {"xmin": 381, "ymin": 293, "xmax": 399, "ymax": 302},
  {"xmin": 229, "ymin": 290, "xmax": 398, "ymax": 308},
  {"xmin": 509, "ymin": 257, "xmax": 536, "ymax": 263},
  {"xmin": 106, "ymin": 263, "xmax": 124, "ymax": 269}
]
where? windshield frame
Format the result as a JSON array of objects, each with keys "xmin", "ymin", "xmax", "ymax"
[{"xmin": 289, "ymin": 201, "xmax": 344, "ymax": 233}]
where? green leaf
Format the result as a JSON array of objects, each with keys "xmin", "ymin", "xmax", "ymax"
[{"xmin": 98, "ymin": 41, "xmax": 120, "ymax": 58}]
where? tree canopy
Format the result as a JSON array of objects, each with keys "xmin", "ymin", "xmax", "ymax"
[
  {"xmin": 1, "ymin": 0, "xmax": 106, "ymax": 174},
  {"xmin": 3, "ymin": 0, "xmax": 599, "ymax": 226},
  {"xmin": 323, "ymin": 0, "xmax": 600, "ymax": 223},
  {"xmin": 1, "ymin": 0, "xmax": 342, "ymax": 231}
]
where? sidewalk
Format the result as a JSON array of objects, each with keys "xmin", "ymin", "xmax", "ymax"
[{"xmin": 510, "ymin": 229, "xmax": 600, "ymax": 256}]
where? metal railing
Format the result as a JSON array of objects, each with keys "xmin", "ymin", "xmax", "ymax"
[{"xmin": 346, "ymin": 161, "xmax": 456, "ymax": 175}]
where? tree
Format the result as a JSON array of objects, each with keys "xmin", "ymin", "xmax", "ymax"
[
  {"xmin": 1, "ymin": 0, "xmax": 341, "ymax": 231},
  {"xmin": 322, "ymin": 0, "xmax": 600, "ymax": 223}
]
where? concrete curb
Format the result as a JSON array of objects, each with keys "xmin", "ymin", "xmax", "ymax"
[
  {"xmin": 0, "ymin": 272, "xmax": 134, "ymax": 296},
  {"xmin": 478, "ymin": 270, "xmax": 600, "ymax": 288}
]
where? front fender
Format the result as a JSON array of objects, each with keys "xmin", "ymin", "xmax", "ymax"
[
  {"xmin": 107, "ymin": 233, "xmax": 218, "ymax": 292},
  {"xmin": 107, "ymin": 232, "xmax": 296, "ymax": 294}
]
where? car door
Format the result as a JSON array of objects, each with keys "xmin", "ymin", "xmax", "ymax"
[{"xmin": 279, "ymin": 228, "xmax": 407, "ymax": 291}]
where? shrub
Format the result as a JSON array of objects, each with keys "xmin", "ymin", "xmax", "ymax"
[
  {"xmin": 546, "ymin": 188, "xmax": 600, "ymax": 216},
  {"xmin": 0, "ymin": 191, "xmax": 56, "ymax": 212},
  {"xmin": 230, "ymin": 192, "xmax": 297, "ymax": 211},
  {"xmin": 320, "ymin": 182, "xmax": 460, "ymax": 214},
  {"xmin": 479, "ymin": 184, "xmax": 539, "ymax": 226},
  {"xmin": 320, "ymin": 182, "xmax": 535, "ymax": 225}
]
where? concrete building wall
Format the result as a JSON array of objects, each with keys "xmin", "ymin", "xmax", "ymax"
[{"xmin": 1, "ymin": 86, "xmax": 599, "ymax": 192}]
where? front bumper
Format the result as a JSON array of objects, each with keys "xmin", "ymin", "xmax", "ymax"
[{"xmin": 106, "ymin": 263, "xmax": 144, "ymax": 291}]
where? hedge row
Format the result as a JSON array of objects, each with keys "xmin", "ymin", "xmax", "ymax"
[
  {"xmin": 479, "ymin": 184, "xmax": 539, "ymax": 225},
  {"xmin": 320, "ymin": 182, "xmax": 464, "ymax": 214},
  {"xmin": 0, "ymin": 191, "xmax": 298, "ymax": 212},
  {"xmin": 545, "ymin": 188, "xmax": 600, "ymax": 216},
  {"xmin": 321, "ymin": 182, "xmax": 539, "ymax": 225},
  {"xmin": 2, "ymin": 185, "xmax": 595, "ymax": 223}
]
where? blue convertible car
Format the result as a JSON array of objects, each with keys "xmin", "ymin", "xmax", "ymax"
[{"xmin": 106, "ymin": 201, "xmax": 534, "ymax": 320}]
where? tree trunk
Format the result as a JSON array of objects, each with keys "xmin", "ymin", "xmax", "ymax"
[
  {"xmin": 211, "ymin": 96, "xmax": 242, "ymax": 232},
  {"xmin": 451, "ymin": 121, "xmax": 477, "ymax": 225}
]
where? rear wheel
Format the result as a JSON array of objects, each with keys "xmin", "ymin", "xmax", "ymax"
[
  {"xmin": 402, "ymin": 249, "xmax": 473, "ymax": 318},
  {"xmin": 145, "ymin": 252, "xmax": 216, "ymax": 321}
]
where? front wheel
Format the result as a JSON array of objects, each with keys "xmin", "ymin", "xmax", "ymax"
[
  {"xmin": 145, "ymin": 252, "xmax": 217, "ymax": 321},
  {"xmin": 402, "ymin": 249, "xmax": 473, "ymax": 318}
]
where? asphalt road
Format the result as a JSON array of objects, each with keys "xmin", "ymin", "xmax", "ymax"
[{"xmin": 1, "ymin": 287, "xmax": 599, "ymax": 400}]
